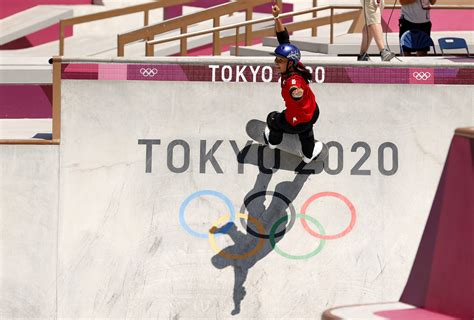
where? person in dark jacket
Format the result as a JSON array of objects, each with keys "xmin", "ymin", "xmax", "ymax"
[{"xmin": 399, "ymin": 0, "xmax": 436, "ymax": 56}]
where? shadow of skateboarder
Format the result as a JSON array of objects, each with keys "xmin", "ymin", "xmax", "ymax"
[{"xmin": 210, "ymin": 160, "xmax": 312, "ymax": 315}]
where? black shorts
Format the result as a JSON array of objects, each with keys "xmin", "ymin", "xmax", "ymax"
[
  {"xmin": 399, "ymin": 17, "xmax": 432, "ymax": 52},
  {"xmin": 267, "ymin": 106, "xmax": 320, "ymax": 135}
]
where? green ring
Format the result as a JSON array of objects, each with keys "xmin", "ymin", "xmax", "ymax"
[{"xmin": 269, "ymin": 214, "xmax": 326, "ymax": 260}]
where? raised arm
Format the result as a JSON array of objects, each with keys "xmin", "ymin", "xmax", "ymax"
[
  {"xmin": 273, "ymin": 4, "xmax": 284, "ymax": 32},
  {"xmin": 273, "ymin": 4, "xmax": 290, "ymax": 44}
]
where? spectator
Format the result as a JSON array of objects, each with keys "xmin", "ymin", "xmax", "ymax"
[
  {"xmin": 399, "ymin": 0, "xmax": 436, "ymax": 56},
  {"xmin": 358, "ymin": 0, "xmax": 396, "ymax": 61}
]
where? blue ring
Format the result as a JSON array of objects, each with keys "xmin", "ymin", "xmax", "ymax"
[{"xmin": 179, "ymin": 190, "xmax": 235, "ymax": 238}]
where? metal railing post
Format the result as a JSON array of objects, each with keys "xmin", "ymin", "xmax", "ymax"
[
  {"xmin": 59, "ymin": 21, "xmax": 65, "ymax": 56},
  {"xmin": 213, "ymin": 17, "xmax": 221, "ymax": 56},
  {"xmin": 330, "ymin": 8, "xmax": 334, "ymax": 44},
  {"xmin": 180, "ymin": 26, "xmax": 188, "ymax": 55},
  {"xmin": 52, "ymin": 57, "xmax": 62, "ymax": 143},
  {"xmin": 245, "ymin": 8, "xmax": 252, "ymax": 46},
  {"xmin": 235, "ymin": 26, "xmax": 240, "ymax": 56},
  {"xmin": 118, "ymin": 35, "xmax": 125, "ymax": 57},
  {"xmin": 312, "ymin": 0, "xmax": 318, "ymax": 37},
  {"xmin": 146, "ymin": 41, "xmax": 154, "ymax": 56}
]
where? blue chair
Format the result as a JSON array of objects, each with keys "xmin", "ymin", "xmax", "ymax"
[
  {"xmin": 400, "ymin": 30, "xmax": 436, "ymax": 55},
  {"xmin": 438, "ymin": 37, "xmax": 470, "ymax": 56}
]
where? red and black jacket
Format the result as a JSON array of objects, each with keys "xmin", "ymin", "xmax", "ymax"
[{"xmin": 277, "ymin": 29, "xmax": 318, "ymax": 126}]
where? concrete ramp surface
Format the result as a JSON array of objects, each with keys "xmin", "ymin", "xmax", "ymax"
[
  {"xmin": 0, "ymin": 57, "xmax": 473, "ymax": 318},
  {"xmin": 0, "ymin": 6, "xmax": 73, "ymax": 45}
]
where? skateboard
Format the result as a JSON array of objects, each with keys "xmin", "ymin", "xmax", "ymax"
[{"xmin": 246, "ymin": 119, "xmax": 328, "ymax": 162}]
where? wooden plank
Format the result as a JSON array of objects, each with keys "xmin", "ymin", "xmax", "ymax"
[
  {"xmin": 348, "ymin": 11, "xmax": 364, "ymax": 34},
  {"xmin": 52, "ymin": 57, "xmax": 61, "ymax": 144},
  {"xmin": 0, "ymin": 139, "xmax": 58, "ymax": 145},
  {"xmin": 213, "ymin": 17, "xmax": 221, "ymax": 56}
]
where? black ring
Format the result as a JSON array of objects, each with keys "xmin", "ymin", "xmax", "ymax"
[{"xmin": 239, "ymin": 191, "xmax": 296, "ymax": 239}]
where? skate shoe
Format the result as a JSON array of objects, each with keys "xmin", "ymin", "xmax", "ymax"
[
  {"xmin": 381, "ymin": 49, "xmax": 396, "ymax": 62},
  {"xmin": 302, "ymin": 141, "xmax": 323, "ymax": 164},
  {"xmin": 263, "ymin": 126, "xmax": 277, "ymax": 149},
  {"xmin": 357, "ymin": 52, "xmax": 370, "ymax": 61}
]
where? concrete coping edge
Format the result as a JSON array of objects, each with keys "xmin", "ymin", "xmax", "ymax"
[{"xmin": 49, "ymin": 56, "xmax": 474, "ymax": 69}]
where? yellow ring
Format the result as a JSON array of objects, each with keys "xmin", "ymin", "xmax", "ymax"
[{"xmin": 208, "ymin": 213, "xmax": 266, "ymax": 260}]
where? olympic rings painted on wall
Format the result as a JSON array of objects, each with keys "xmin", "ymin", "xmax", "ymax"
[
  {"xmin": 208, "ymin": 213, "xmax": 266, "ymax": 260},
  {"xmin": 179, "ymin": 190, "xmax": 235, "ymax": 238},
  {"xmin": 179, "ymin": 190, "xmax": 356, "ymax": 260},
  {"xmin": 239, "ymin": 191, "xmax": 297, "ymax": 239},
  {"xmin": 412, "ymin": 71, "xmax": 431, "ymax": 81},
  {"xmin": 300, "ymin": 192, "xmax": 356, "ymax": 240},
  {"xmin": 269, "ymin": 214, "xmax": 326, "ymax": 260},
  {"xmin": 140, "ymin": 68, "xmax": 158, "ymax": 77}
]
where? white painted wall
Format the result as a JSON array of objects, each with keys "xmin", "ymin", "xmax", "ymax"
[
  {"xmin": 0, "ymin": 146, "xmax": 59, "ymax": 318},
  {"xmin": 55, "ymin": 72, "xmax": 470, "ymax": 318}
]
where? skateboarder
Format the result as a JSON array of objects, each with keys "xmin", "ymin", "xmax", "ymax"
[{"xmin": 264, "ymin": 4, "xmax": 323, "ymax": 163}]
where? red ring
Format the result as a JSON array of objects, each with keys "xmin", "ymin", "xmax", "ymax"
[{"xmin": 300, "ymin": 192, "xmax": 356, "ymax": 240}]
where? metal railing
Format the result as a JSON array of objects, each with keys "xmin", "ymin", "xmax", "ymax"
[
  {"xmin": 146, "ymin": 4, "xmax": 474, "ymax": 57},
  {"xmin": 117, "ymin": 0, "xmax": 279, "ymax": 57},
  {"xmin": 146, "ymin": 5, "xmax": 362, "ymax": 56},
  {"xmin": 59, "ymin": 0, "xmax": 193, "ymax": 55}
]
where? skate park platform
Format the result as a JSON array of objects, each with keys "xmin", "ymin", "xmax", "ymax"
[
  {"xmin": 0, "ymin": 6, "xmax": 73, "ymax": 47},
  {"xmin": 322, "ymin": 127, "xmax": 474, "ymax": 319},
  {"xmin": 0, "ymin": 56, "xmax": 473, "ymax": 318}
]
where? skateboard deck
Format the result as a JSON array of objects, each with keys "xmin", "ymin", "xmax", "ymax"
[{"xmin": 246, "ymin": 119, "xmax": 328, "ymax": 162}]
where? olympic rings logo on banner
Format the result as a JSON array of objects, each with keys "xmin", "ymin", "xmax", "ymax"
[
  {"xmin": 140, "ymin": 68, "xmax": 158, "ymax": 77},
  {"xmin": 179, "ymin": 190, "xmax": 357, "ymax": 260},
  {"xmin": 412, "ymin": 71, "xmax": 431, "ymax": 81}
]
